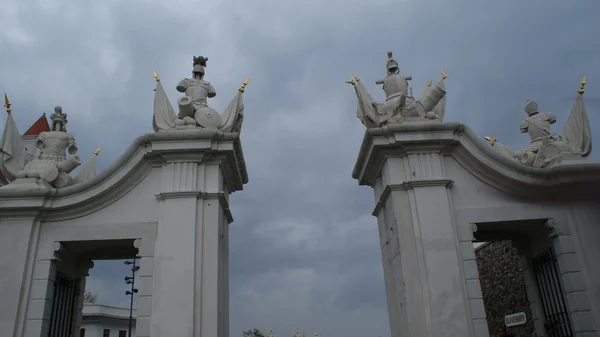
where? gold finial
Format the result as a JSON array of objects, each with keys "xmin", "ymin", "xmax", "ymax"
[
  {"xmin": 346, "ymin": 74, "xmax": 356, "ymax": 86},
  {"xmin": 426, "ymin": 80, "xmax": 432, "ymax": 87},
  {"xmin": 153, "ymin": 69, "xmax": 160, "ymax": 82},
  {"xmin": 4, "ymin": 93, "xmax": 11, "ymax": 113},
  {"xmin": 346, "ymin": 73, "xmax": 360, "ymax": 86},
  {"xmin": 239, "ymin": 77, "xmax": 250, "ymax": 93},
  {"xmin": 94, "ymin": 145, "xmax": 102, "ymax": 156},
  {"xmin": 441, "ymin": 68, "xmax": 448, "ymax": 79},
  {"xmin": 578, "ymin": 75, "xmax": 587, "ymax": 95},
  {"xmin": 483, "ymin": 136, "xmax": 496, "ymax": 146}
]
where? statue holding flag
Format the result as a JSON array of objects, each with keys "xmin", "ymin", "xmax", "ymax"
[
  {"xmin": 0, "ymin": 97, "xmax": 101, "ymax": 189},
  {"xmin": 153, "ymin": 54, "xmax": 248, "ymax": 133},
  {"xmin": 483, "ymin": 76, "xmax": 593, "ymax": 168},
  {"xmin": 347, "ymin": 52, "xmax": 448, "ymax": 127}
]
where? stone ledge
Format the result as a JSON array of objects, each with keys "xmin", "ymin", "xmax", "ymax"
[
  {"xmin": 353, "ymin": 122, "xmax": 600, "ymax": 197},
  {"xmin": 371, "ymin": 180, "xmax": 453, "ymax": 215},
  {"xmin": 155, "ymin": 191, "xmax": 233, "ymax": 223}
]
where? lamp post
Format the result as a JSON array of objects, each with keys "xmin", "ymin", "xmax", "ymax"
[{"xmin": 124, "ymin": 259, "xmax": 139, "ymax": 337}]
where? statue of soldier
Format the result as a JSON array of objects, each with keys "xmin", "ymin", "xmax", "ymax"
[
  {"xmin": 375, "ymin": 52, "xmax": 425, "ymax": 123},
  {"xmin": 35, "ymin": 106, "xmax": 78, "ymax": 167},
  {"xmin": 18, "ymin": 106, "xmax": 81, "ymax": 186},
  {"xmin": 513, "ymin": 100, "xmax": 559, "ymax": 163},
  {"xmin": 176, "ymin": 56, "xmax": 222, "ymax": 128}
]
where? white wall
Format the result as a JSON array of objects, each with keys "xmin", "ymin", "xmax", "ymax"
[
  {"xmin": 80, "ymin": 320, "xmax": 136, "ymax": 337},
  {"xmin": 81, "ymin": 304, "xmax": 136, "ymax": 337}
]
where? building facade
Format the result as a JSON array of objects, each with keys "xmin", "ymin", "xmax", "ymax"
[{"xmin": 80, "ymin": 304, "xmax": 136, "ymax": 337}]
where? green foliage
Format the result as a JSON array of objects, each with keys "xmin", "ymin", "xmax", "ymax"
[{"xmin": 243, "ymin": 329, "xmax": 266, "ymax": 337}]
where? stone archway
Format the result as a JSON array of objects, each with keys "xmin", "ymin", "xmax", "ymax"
[
  {"xmin": 471, "ymin": 219, "xmax": 579, "ymax": 336},
  {"xmin": 349, "ymin": 54, "xmax": 599, "ymax": 337},
  {"xmin": 0, "ymin": 58, "xmax": 249, "ymax": 337},
  {"xmin": 0, "ymin": 130, "xmax": 247, "ymax": 337},
  {"xmin": 351, "ymin": 123, "xmax": 600, "ymax": 337}
]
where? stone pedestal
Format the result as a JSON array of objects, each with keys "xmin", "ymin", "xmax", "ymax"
[
  {"xmin": 141, "ymin": 134, "xmax": 246, "ymax": 337},
  {"xmin": 353, "ymin": 124, "xmax": 481, "ymax": 337}
]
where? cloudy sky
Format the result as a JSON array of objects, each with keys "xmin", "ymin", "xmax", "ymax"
[{"xmin": 2, "ymin": 0, "xmax": 600, "ymax": 336}]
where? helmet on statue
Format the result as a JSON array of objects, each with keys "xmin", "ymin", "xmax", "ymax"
[{"xmin": 192, "ymin": 56, "xmax": 208, "ymax": 75}]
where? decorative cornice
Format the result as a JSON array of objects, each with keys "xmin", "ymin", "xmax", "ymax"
[
  {"xmin": 0, "ymin": 130, "xmax": 248, "ymax": 220},
  {"xmin": 155, "ymin": 191, "xmax": 233, "ymax": 223},
  {"xmin": 52, "ymin": 241, "xmax": 64, "ymax": 262},
  {"xmin": 77, "ymin": 260, "xmax": 95, "ymax": 277},
  {"xmin": 372, "ymin": 180, "xmax": 453, "ymax": 216},
  {"xmin": 470, "ymin": 223, "xmax": 478, "ymax": 234},
  {"xmin": 544, "ymin": 218, "xmax": 566, "ymax": 238},
  {"xmin": 133, "ymin": 239, "xmax": 142, "ymax": 257},
  {"xmin": 353, "ymin": 123, "xmax": 600, "ymax": 197},
  {"xmin": 468, "ymin": 223, "xmax": 478, "ymax": 242}
]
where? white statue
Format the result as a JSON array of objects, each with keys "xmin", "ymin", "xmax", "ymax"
[
  {"xmin": 292, "ymin": 329, "xmax": 304, "ymax": 337},
  {"xmin": 175, "ymin": 56, "xmax": 220, "ymax": 128},
  {"xmin": 152, "ymin": 55, "xmax": 248, "ymax": 133},
  {"xmin": 0, "ymin": 102, "xmax": 101, "ymax": 189},
  {"xmin": 83, "ymin": 291, "xmax": 97, "ymax": 304},
  {"xmin": 348, "ymin": 52, "xmax": 448, "ymax": 127},
  {"xmin": 484, "ymin": 77, "xmax": 592, "ymax": 168}
]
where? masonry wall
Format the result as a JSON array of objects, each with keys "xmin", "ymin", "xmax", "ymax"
[{"xmin": 475, "ymin": 241, "xmax": 533, "ymax": 336}]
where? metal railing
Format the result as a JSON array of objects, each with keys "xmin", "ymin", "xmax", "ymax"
[
  {"xmin": 532, "ymin": 248, "xmax": 573, "ymax": 337},
  {"xmin": 48, "ymin": 272, "xmax": 80, "ymax": 337}
]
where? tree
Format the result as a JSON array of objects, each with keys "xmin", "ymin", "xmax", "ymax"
[{"xmin": 243, "ymin": 329, "xmax": 266, "ymax": 337}]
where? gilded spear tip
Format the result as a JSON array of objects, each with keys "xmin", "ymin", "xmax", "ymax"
[
  {"xmin": 426, "ymin": 80, "xmax": 432, "ymax": 87},
  {"xmin": 578, "ymin": 75, "xmax": 587, "ymax": 95},
  {"xmin": 94, "ymin": 145, "xmax": 102, "ymax": 156},
  {"xmin": 153, "ymin": 69, "xmax": 160, "ymax": 82},
  {"xmin": 346, "ymin": 73, "xmax": 360, "ymax": 86},
  {"xmin": 4, "ymin": 93, "xmax": 11, "ymax": 113},
  {"xmin": 345, "ymin": 74, "xmax": 355, "ymax": 86},
  {"xmin": 239, "ymin": 77, "xmax": 250, "ymax": 93},
  {"xmin": 483, "ymin": 136, "xmax": 496, "ymax": 146},
  {"xmin": 441, "ymin": 68, "xmax": 448, "ymax": 79}
]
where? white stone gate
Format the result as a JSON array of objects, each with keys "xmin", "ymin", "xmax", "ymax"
[
  {"xmin": 0, "ymin": 58, "xmax": 249, "ymax": 337},
  {"xmin": 349, "ymin": 53, "xmax": 599, "ymax": 337}
]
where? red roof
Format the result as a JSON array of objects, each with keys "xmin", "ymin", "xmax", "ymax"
[
  {"xmin": 24, "ymin": 113, "xmax": 51, "ymax": 136},
  {"xmin": 0, "ymin": 114, "xmax": 50, "ymax": 184}
]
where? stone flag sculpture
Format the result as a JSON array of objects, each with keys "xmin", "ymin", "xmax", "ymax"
[
  {"xmin": 75, "ymin": 145, "xmax": 101, "ymax": 183},
  {"xmin": 153, "ymin": 55, "xmax": 247, "ymax": 133},
  {"xmin": 418, "ymin": 69, "xmax": 448, "ymax": 121},
  {"xmin": 347, "ymin": 52, "xmax": 448, "ymax": 127},
  {"xmin": 484, "ymin": 76, "xmax": 593, "ymax": 168},
  {"xmin": 0, "ymin": 94, "xmax": 26, "ymax": 182}
]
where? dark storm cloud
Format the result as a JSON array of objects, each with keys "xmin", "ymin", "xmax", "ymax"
[{"xmin": 2, "ymin": 0, "xmax": 600, "ymax": 336}]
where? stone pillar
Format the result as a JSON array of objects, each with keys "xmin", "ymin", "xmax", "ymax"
[
  {"xmin": 546, "ymin": 220, "xmax": 598, "ymax": 336},
  {"xmin": 513, "ymin": 239, "xmax": 546, "ymax": 336},
  {"xmin": 24, "ymin": 241, "xmax": 63, "ymax": 337},
  {"xmin": 73, "ymin": 260, "xmax": 94, "ymax": 334},
  {"xmin": 0, "ymin": 216, "xmax": 41, "ymax": 337},
  {"xmin": 135, "ymin": 238, "xmax": 156, "ymax": 337},
  {"xmin": 353, "ymin": 126, "xmax": 482, "ymax": 337},
  {"xmin": 149, "ymin": 134, "xmax": 246, "ymax": 337}
]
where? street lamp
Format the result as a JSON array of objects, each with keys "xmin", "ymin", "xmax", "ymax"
[{"xmin": 124, "ymin": 259, "xmax": 139, "ymax": 337}]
